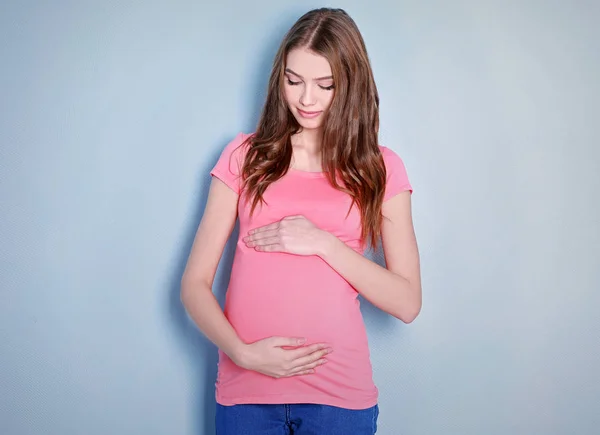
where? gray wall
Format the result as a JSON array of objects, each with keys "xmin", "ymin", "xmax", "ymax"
[{"xmin": 1, "ymin": 1, "xmax": 598, "ymax": 434}]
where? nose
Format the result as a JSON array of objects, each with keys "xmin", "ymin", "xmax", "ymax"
[{"xmin": 300, "ymin": 84, "xmax": 316, "ymax": 107}]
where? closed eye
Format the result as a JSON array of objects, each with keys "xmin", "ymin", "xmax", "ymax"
[
  {"xmin": 319, "ymin": 84, "xmax": 335, "ymax": 91},
  {"xmin": 287, "ymin": 79, "xmax": 301, "ymax": 86}
]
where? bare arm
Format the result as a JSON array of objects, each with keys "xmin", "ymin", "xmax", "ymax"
[
  {"xmin": 180, "ymin": 177, "xmax": 246, "ymax": 361},
  {"xmin": 320, "ymin": 191, "xmax": 422, "ymax": 322}
]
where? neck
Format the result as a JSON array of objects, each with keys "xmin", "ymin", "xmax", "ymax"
[
  {"xmin": 290, "ymin": 128, "xmax": 323, "ymax": 172},
  {"xmin": 292, "ymin": 128, "xmax": 322, "ymax": 154}
]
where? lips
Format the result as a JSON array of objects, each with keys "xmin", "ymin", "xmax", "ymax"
[{"xmin": 297, "ymin": 108, "xmax": 323, "ymax": 119}]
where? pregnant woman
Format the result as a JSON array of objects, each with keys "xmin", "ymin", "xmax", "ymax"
[{"xmin": 181, "ymin": 7, "xmax": 422, "ymax": 434}]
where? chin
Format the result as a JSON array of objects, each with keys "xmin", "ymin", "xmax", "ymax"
[
  {"xmin": 293, "ymin": 115, "xmax": 324, "ymax": 131},
  {"xmin": 298, "ymin": 121, "xmax": 323, "ymax": 131}
]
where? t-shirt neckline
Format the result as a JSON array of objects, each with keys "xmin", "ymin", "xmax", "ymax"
[{"xmin": 288, "ymin": 167, "xmax": 326, "ymax": 178}]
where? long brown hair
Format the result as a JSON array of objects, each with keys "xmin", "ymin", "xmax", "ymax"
[{"xmin": 241, "ymin": 8, "xmax": 387, "ymax": 247}]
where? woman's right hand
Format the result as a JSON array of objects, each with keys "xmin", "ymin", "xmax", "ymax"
[{"xmin": 234, "ymin": 336, "xmax": 332, "ymax": 378}]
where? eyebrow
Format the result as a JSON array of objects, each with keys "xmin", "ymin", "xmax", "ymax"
[{"xmin": 284, "ymin": 68, "xmax": 333, "ymax": 81}]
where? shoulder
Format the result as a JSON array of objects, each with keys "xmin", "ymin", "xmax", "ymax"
[
  {"xmin": 221, "ymin": 132, "xmax": 255, "ymax": 157},
  {"xmin": 379, "ymin": 145, "xmax": 405, "ymax": 167},
  {"xmin": 216, "ymin": 132, "xmax": 255, "ymax": 169},
  {"xmin": 210, "ymin": 132, "xmax": 255, "ymax": 193},
  {"xmin": 378, "ymin": 145, "xmax": 413, "ymax": 199}
]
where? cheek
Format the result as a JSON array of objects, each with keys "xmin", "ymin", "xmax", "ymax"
[
  {"xmin": 321, "ymin": 91, "xmax": 334, "ymax": 110},
  {"xmin": 284, "ymin": 86, "xmax": 299, "ymax": 106}
]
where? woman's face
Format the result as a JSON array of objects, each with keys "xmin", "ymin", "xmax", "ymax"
[{"xmin": 283, "ymin": 48, "xmax": 335, "ymax": 131}]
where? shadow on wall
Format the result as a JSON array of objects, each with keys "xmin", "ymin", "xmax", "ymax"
[
  {"xmin": 166, "ymin": 134, "xmax": 236, "ymax": 435},
  {"xmin": 167, "ymin": 7, "xmax": 398, "ymax": 435}
]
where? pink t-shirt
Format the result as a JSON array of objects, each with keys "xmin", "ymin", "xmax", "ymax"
[{"xmin": 210, "ymin": 132, "xmax": 413, "ymax": 410}]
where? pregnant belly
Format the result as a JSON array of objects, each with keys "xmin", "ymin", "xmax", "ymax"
[{"xmin": 224, "ymin": 251, "xmax": 367, "ymax": 347}]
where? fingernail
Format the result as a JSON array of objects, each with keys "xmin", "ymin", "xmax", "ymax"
[
  {"xmin": 298, "ymin": 338, "xmax": 306, "ymax": 344},
  {"xmin": 320, "ymin": 359, "xmax": 327, "ymax": 364}
]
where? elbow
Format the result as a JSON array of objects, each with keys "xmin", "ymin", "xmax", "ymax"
[
  {"xmin": 392, "ymin": 293, "xmax": 422, "ymax": 324},
  {"xmin": 399, "ymin": 304, "xmax": 421, "ymax": 324},
  {"xmin": 179, "ymin": 275, "xmax": 196, "ymax": 307},
  {"xmin": 180, "ymin": 274, "xmax": 212, "ymax": 307}
]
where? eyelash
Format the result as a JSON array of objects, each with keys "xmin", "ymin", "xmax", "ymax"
[{"xmin": 286, "ymin": 79, "xmax": 335, "ymax": 91}]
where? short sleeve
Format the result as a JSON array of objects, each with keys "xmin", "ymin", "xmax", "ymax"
[
  {"xmin": 380, "ymin": 145, "xmax": 413, "ymax": 201},
  {"xmin": 210, "ymin": 133, "xmax": 250, "ymax": 194}
]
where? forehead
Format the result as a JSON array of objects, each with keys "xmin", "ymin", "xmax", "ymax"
[{"xmin": 285, "ymin": 48, "xmax": 332, "ymax": 78}]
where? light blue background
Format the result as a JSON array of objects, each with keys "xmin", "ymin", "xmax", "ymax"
[{"xmin": 1, "ymin": 1, "xmax": 599, "ymax": 434}]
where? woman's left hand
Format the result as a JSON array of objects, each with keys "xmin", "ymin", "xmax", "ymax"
[{"xmin": 243, "ymin": 215, "xmax": 333, "ymax": 257}]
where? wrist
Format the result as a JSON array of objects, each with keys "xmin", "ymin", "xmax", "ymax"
[
  {"xmin": 317, "ymin": 230, "xmax": 339, "ymax": 259},
  {"xmin": 229, "ymin": 340, "xmax": 250, "ymax": 368}
]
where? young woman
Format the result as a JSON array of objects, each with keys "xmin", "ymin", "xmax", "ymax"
[{"xmin": 181, "ymin": 7, "xmax": 422, "ymax": 434}]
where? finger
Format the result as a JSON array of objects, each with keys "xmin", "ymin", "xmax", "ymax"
[
  {"xmin": 249, "ymin": 221, "xmax": 280, "ymax": 235},
  {"xmin": 255, "ymin": 243, "xmax": 283, "ymax": 252},
  {"xmin": 288, "ymin": 358, "xmax": 328, "ymax": 375},
  {"xmin": 247, "ymin": 236, "xmax": 280, "ymax": 247},
  {"xmin": 290, "ymin": 347, "xmax": 332, "ymax": 368},
  {"xmin": 245, "ymin": 230, "xmax": 279, "ymax": 242},
  {"xmin": 286, "ymin": 343, "xmax": 330, "ymax": 360},
  {"xmin": 270, "ymin": 336, "xmax": 306, "ymax": 347}
]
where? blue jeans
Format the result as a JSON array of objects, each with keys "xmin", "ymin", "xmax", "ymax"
[{"xmin": 215, "ymin": 403, "xmax": 379, "ymax": 434}]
